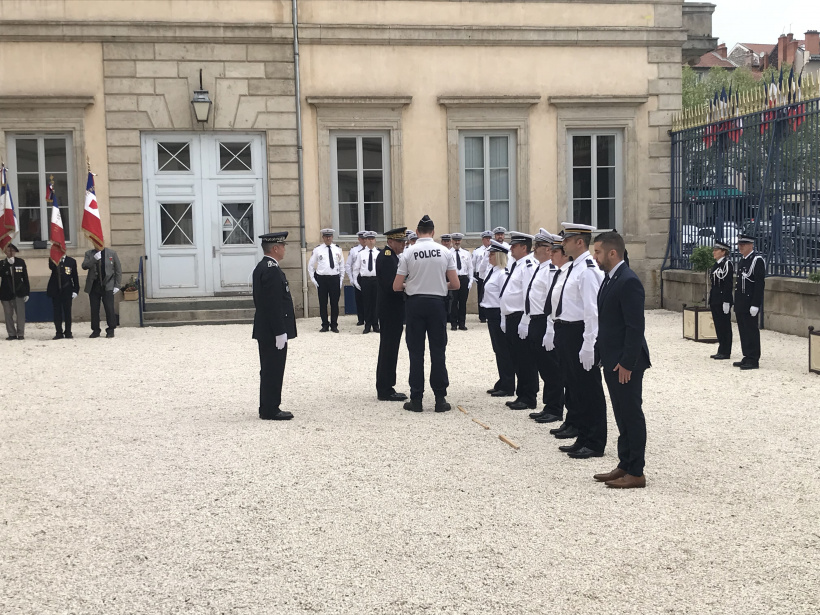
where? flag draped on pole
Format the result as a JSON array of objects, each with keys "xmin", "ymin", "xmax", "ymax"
[
  {"xmin": 1, "ymin": 164, "xmax": 19, "ymax": 251},
  {"xmin": 788, "ymin": 70, "xmax": 805, "ymax": 131},
  {"xmin": 47, "ymin": 178, "xmax": 66, "ymax": 265},
  {"xmin": 82, "ymin": 170, "xmax": 104, "ymax": 250},
  {"xmin": 760, "ymin": 73, "xmax": 779, "ymax": 135}
]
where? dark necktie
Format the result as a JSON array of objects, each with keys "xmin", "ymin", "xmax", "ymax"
[
  {"xmin": 499, "ymin": 261, "xmax": 517, "ymax": 298},
  {"xmin": 456, "ymin": 250, "xmax": 462, "ymax": 272},
  {"xmin": 543, "ymin": 269, "xmax": 563, "ymax": 316},
  {"xmin": 328, "ymin": 245, "xmax": 335, "ymax": 270},
  {"xmin": 484, "ymin": 268, "xmax": 494, "ymax": 284},
  {"xmin": 554, "ymin": 262, "xmax": 573, "ymax": 318},
  {"xmin": 368, "ymin": 249, "xmax": 373, "ymax": 272},
  {"xmin": 600, "ymin": 272, "xmax": 611, "ymax": 294},
  {"xmin": 524, "ymin": 263, "xmax": 542, "ymax": 315}
]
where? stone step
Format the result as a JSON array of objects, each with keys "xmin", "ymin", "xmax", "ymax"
[
  {"xmin": 143, "ymin": 308, "xmax": 255, "ymax": 323},
  {"xmin": 143, "ymin": 296, "xmax": 254, "ymax": 313},
  {"xmin": 143, "ymin": 318, "xmax": 254, "ymax": 328}
]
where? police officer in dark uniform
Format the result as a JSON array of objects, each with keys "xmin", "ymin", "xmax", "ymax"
[
  {"xmin": 709, "ymin": 240, "xmax": 734, "ymax": 360},
  {"xmin": 734, "ymin": 233, "xmax": 766, "ymax": 370},
  {"xmin": 394, "ymin": 215, "xmax": 459, "ymax": 412},
  {"xmin": 376, "ymin": 227, "xmax": 409, "ymax": 402},
  {"xmin": 252, "ymin": 232, "xmax": 297, "ymax": 420},
  {"xmin": 47, "ymin": 254, "xmax": 80, "ymax": 339}
]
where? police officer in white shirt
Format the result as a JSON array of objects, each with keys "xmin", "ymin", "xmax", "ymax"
[
  {"xmin": 345, "ymin": 230, "xmax": 367, "ymax": 326},
  {"xmin": 308, "ymin": 228, "xmax": 344, "ymax": 333},
  {"xmin": 548, "ymin": 223, "xmax": 607, "ymax": 459},
  {"xmin": 449, "ymin": 232, "xmax": 473, "ymax": 331},
  {"xmin": 499, "ymin": 232, "xmax": 538, "ymax": 410},
  {"xmin": 481, "ymin": 240, "xmax": 515, "ymax": 397},
  {"xmin": 352, "ymin": 230, "xmax": 380, "ymax": 333},
  {"xmin": 394, "ymin": 215, "xmax": 459, "ymax": 413},
  {"xmin": 472, "ymin": 230, "xmax": 492, "ymax": 323}
]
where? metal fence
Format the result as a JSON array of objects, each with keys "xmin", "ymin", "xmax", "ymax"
[{"xmin": 666, "ymin": 86, "xmax": 820, "ymax": 278}]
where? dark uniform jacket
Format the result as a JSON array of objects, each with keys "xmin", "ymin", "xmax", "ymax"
[
  {"xmin": 595, "ymin": 264, "xmax": 651, "ymax": 372},
  {"xmin": 734, "ymin": 251, "xmax": 766, "ymax": 309},
  {"xmin": 82, "ymin": 248, "xmax": 122, "ymax": 293},
  {"xmin": 47, "ymin": 256, "xmax": 81, "ymax": 297},
  {"xmin": 252, "ymin": 256, "xmax": 297, "ymax": 343},
  {"xmin": 0, "ymin": 257, "xmax": 30, "ymax": 300},
  {"xmin": 708, "ymin": 258, "xmax": 734, "ymax": 307},
  {"xmin": 376, "ymin": 246, "xmax": 405, "ymax": 315}
]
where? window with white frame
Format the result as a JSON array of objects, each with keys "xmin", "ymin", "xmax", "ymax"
[
  {"xmin": 330, "ymin": 132, "xmax": 391, "ymax": 236},
  {"xmin": 568, "ymin": 131, "xmax": 622, "ymax": 230},
  {"xmin": 6, "ymin": 133, "xmax": 74, "ymax": 243},
  {"xmin": 459, "ymin": 131, "xmax": 516, "ymax": 234}
]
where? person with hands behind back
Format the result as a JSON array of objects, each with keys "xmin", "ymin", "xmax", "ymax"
[
  {"xmin": 1, "ymin": 243, "xmax": 30, "ymax": 340},
  {"xmin": 47, "ymin": 253, "xmax": 80, "ymax": 340}
]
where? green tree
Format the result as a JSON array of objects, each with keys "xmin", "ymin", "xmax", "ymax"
[{"xmin": 682, "ymin": 64, "xmax": 792, "ymax": 111}]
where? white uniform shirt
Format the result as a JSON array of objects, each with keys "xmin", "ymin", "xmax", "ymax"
[
  {"xmin": 345, "ymin": 244, "xmax": 364, "ymax": 285},
  {"xmin": 478, "ymin": 241, "xmax": 509, "ymax": 279},
  {"xmin": 479, "ymin": 265, "xmax": 505, "ymax": 309},
  {"xmin": 500, "ymin": 253, "xmax": 537, "ymax": 316},
  {"xmin": 352, "ymin": 247, "xmax": 380, "ymax": 286},
  {"xmin": 550, "ymin": 250, "xmax": 603, "ymax": 348},
  {"xmin": 308, "ymin": 243, "xmax": 344, "ymax": 279},
  {"xmin": 521, "ymin": 259, "xmax": 558, "ymax": 321},
  {"xmin": 472, "ymin": 245, "xmax": 487, "ymax": 277},
  {"xmin": 397, "ymin": 237, "xmax": 456, "ymax": 296},
  {"xmin": 451, "ymin": 247, "xmax": 474, "ymax": 279}
]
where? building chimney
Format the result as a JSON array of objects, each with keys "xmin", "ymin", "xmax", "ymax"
[
  {"xmin": 788, "ymin": 40, "xmax": 799, "ymax": 65},
  {"xmin": 779, "ymin": 34, "xmax": 788, "ymax": 66},
  {"xmin": 715, "ymin": 43, "xmax": 728, "ymax": 59},
  {"xmin": 806, "ymin": 30, "xmax": 820, "ymax": 56}
]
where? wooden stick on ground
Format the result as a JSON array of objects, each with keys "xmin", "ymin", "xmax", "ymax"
[
  {"xmin": 457, "ymin": 405, "xmax": 468, "ymax": 414},
  {"xmin": 498, "ymin": 435, "xmax": 520, "ymax": 450},
  {"xmin": 472, "ymin": 418, "xmax": 490, "ymax": 430}
]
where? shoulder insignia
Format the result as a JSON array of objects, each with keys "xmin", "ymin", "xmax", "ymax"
[
  {"xmin": 267, "ymin": 260, "xmax": 274, "ymax": 267},
  {"xmin": 549, "ymin": 263, "xmax": 556, "ymax": 270},
  {"xmin": 586, "ymin": 259, "xmax": 595, "ymax": 267},
  {"xmin": 526, "ymin": 260, "xmax": 533, "ymax": 267},
  {"xmin": 384, "ymin": 248, "xmax": 392, "ymax": 256}
]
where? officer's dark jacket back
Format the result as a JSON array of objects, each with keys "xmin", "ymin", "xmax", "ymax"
[
  {"xmin": 0, "ymin": 257, "xmax": 30, "ymax": 300},
  {"xmin": 252, "ymin": 257, "xmax": 297, "ymax": 343},
  {"xmin": 596, "ymin": 265, "xmax": 650, "ymax": 372},
  {"xmin": 47, "ymin": 256, "xmax": 80, "ymax": 297}
]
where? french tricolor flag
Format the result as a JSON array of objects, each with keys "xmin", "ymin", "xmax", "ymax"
[
  {"xmin": 48, "ymin": 180, "xmax": 66, "ymax": 266},
  {"xmin": 82, "ymin": 171, "xmax": 105, "ymax": 250},
  {"xmin": 0, "ymin": 164, "xmax": 19, "ymax": 251}
]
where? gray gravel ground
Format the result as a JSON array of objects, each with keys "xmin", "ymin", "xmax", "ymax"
[{"xmin": 2, "ymin": 310, "xmax": 819, "ymax": 615}]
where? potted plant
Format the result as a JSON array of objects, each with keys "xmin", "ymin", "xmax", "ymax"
[
  {"xmin": 682, "ymin": 245, "xmax": 719, "ymax": 343},
  {"xmin": 122, "ymin": 275, "xmax": 139, "ymax": 301}
]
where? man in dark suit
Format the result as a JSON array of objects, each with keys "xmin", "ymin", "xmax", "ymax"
[
  {"xmin": 733, "ymin": 233, "xmax": 766, "ymax": 370},
  {"xmin": 82, "ymin": 247, "xmax": 122, "ymax": 338},
  {"xmin": 708, "ymin": 240, "xmax": 733, "ymax": 360},
  {"xmin": 252, "ymin": 232, "xmax": 297, "ymax": 421},
  {"xmin": 47, "ymin": 255, "xmax": 80, "ymax": 340},
  {"xmin": 375, "ymin": 227, "xmax": 409, "ymax": 402},
  {"xmin": 592, "ymin": 231, "xmax": 651, "ymax": 489}
]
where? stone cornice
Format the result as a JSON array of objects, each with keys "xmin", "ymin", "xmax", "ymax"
[
  {"xmin": 549, "ymin": 95, "xmax": 649, "ymax": 107},
  {"xmin": 438, "ymin": 95, "xmax": 541, "ymax": 108},
  {"xmin": 0, "ymin": 95, "xmax": 95, "ymax": 108},
  {"xmin": 0, "ymin": 21, "xmax": 688, "ymax": 47},
  {"xmin": 307, "ymin": 96, "xmax": 413, "ymax": 108}
]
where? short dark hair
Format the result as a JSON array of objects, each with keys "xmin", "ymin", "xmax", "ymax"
[{"xmin": 594, "ymin": 231, "xmax": 625, "ymax": 258}]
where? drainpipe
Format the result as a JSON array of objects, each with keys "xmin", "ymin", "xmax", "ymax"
[{"xmin": 292, "ymin": 0, "xmax": 309, "ymax": 317}]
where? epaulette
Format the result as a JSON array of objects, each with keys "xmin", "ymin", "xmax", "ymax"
[
  {"xmin": 549, "ymin": 263, "xmax": 556, "ymax": 270},
  {"xmin": 384, "ymin": 248, "xmax": 392, "ymax": 256},
  {"xmin": 267, "ymin": 260, "xmax": 275, "ymax": 268},
  {"xmin": 526, "ymin": 260, "xmax": 533, "ymax": 267},
  {"xmin": 586, "ymin": 259, "xmax": 596, "ymax": 267}
]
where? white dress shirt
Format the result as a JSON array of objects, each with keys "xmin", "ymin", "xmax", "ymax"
[
  {"xmin": 500, "ymin": 253, "xmax": 536, "ymax": 316},
  {"xmin": 479, "ymin": 265, "xmax": 505, "ymax": 309},
  {"xmin": 550, "ymin": 250, "xmax": 603, "ymax": 349},
  {"xmin": 451, "ymin": 247, "xmax": 474, "ymax": 281},
  {"xmin": 345, "ymin": 244, "xmax": 364, "ymax": 285},
  {"xmin": 308, "ymin": 243, "xmax": 344, "ymax": 280},
  {"xmin": 472, "ymin": 245, "xmax": 487, "ymax": 277},
  {"xmin": 352, "ymin": 247, "xmax": 380, "ymax": 288},
  {"xmin": 520, "ymin": 259, "xmax": 557, "ymax": 324}
]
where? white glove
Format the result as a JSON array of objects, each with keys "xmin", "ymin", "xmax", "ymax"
[
  {"xmin": 517, "ymin": 320, "xmax": 529, "ymax": 340},
  {"xmin": 313, "ymin": 281, "xmax": 319, "ymax": 290},
  {"xmin": 468, "ymin": 280, "xmax": 473, "ymax": 290},
  {"xmin": 750, "ymin": 306, "xmax": 759, "ymax": 317},
  {"xmin": 93, "ymin": 251, "xmax": 102, "ymax": 261},
  {"xmin": 113, "ymin": 288, "xmax": 120, "ymax": 295},
  {"xmin": 580, "ymin": 346, "xmax": 595, "ymax": 371},
  {"xmin": 24, "ymin": 296, "xmax": 29, "ymax": 303},
  {"xmin": 500, "ymin": 315, "xmax": 507, "ymax": 334},
  {"xmin": 723, "ymin": 302, "xmax": 730, "ymax": 315},
  {"xmin": 275, "ymin": 333, "xmax": 287, "ymax": 350},
  {"xmin": 542, "ymin": 328, "xmax": 555, "ymax": 351},
  {"xmin": 71, "ymin": 292, "xmax": 78, "ymax": 299}
]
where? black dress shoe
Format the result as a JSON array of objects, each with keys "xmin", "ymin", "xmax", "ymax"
[
  {"xmin": 64, "ymin": 333, "xmax": 73, "ymax": 339},
  {"xmin": 487, "ymin": 388, "xmax": 498, "ymax": 395},
  {"xmin": 554, "ymin": 426, "xmax": 581, "ymax": 439},
  {"xmin": 373, "ymin": 325, "xmax": 380, "ymax": 333},
  {"xmin": 534, "ymin": 413, "xmax": 561, "ymax": 424},
  {"xmin": 357, "ymin": 321, "xmax": 365, "ymax": 326},
  {"xmin": 260, "ymin": 410, "xmax": 294, "ymax": 420},
  {"xmin": 363, "ymin": 327, "xmax": 371, "ymax": 334},
  {"xmin": 491, "ymin": 390, "xmax": 514, "ymax": 397},
  {"xmin": 331, "ymin": 326, "xmax": 339, "ymax": 333},
  {"xmin": 529, "ymin": 410, "xmax": 546, "ymax": 419},
  {"xmin": 52, "ymin": 334, "xmax": 64, "ymax": 340},
  {"xmin": 458, "ymin": 325, "xmax": 468, "ymax": 331},
  {"xmin": 404, "ymin": 399, "xmax": 423, "ymax": 412},
  {"xmin": 451, "ymin": 325, "xmax": 457, "ymax": 331},
  {"xmin": 549, "ymin": 422, "xmax": 568, "ymax": 435},
  {"xmin": 732, "ymin": 360, "xmax": 746, "ymax": 367},
  {"xmin": 558, "ymin": 440, "xmax": 584, "ymax": 453},
  {"xmin": 434, "ymin": 397, "xmax": 451, "ymax": 412},
  {"xmin": 320, "ymin": 326, "xmax": 329, "ymax": 332},
  {"xmin": 479, "ymin": 319, "xmax": 487, "ymax": 323},
  {"xmin": 17, "ymin": 336, "xmax": 24, "ymax": 340},
  {"xmin": 712, "ymin": 354, "xmax": 730, "ymax": 360},
  {"xmin": 740, "ymin": 363, "xmax": 759, "ymax": 370},
  {"xmin": 508, "ymin": 401, "xmax": 536, "ymax": 410},
  {"xmin": 567, "ymin": 447, "xmax": 604, "ymax": 459},
  {"xmin": 89, "ymin": 331, "xmax": 101, "ymax": 338},
  {"xmin": 505, "ymin": 399, "xmax": 518, "ymax": 407},
  {"xmin": 378, "ymin": 392, "xmax": 408, "ymax": 402},
  {"xmin": 106, "ymin": 331, "xmax": 115, "ymax": 338},
  {"xmin": 6, "ymin": 336, "xmax": 17, "ymax": 341}
]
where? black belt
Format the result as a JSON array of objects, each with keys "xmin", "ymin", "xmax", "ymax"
[
  {"xmin": 554, "ymin": 319, "xmax": 583, "ymax": 327},
  {"xmin": 529, "ymin": 314, "xmax": 547, "ymax": 321},
  {"xmin": 407, "ymin": 294, "xmax": 446, "ymax": 301}
]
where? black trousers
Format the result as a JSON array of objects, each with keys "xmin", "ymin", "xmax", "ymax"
[
  {"xmin": 89, "ymin": 287, "xmax": 116, "ymax": 334},
  {"xmin": 735, "ymin": 300, "xmax": 761, "ymax": 363},
  {"xmin": 359, "ymin": 277, "xmax": 378, "ymax": 328},
  {"xmin": 504, "ymin": 311, "xmax": 538, "ymax": 406},
  {"xmin": 354, "ymin": 286, "xmax": 364, "ymax": 324},
  {"xmin": 528, "ymin": 316, "xmax": 565, "ymax": 417},
  {"xmin": 449, "ymin": 276, "xmax": 470, "ymax": 326},
  {"xmin": 485, "ymin": 307, "xmax": 515, "ymax": 392},
  {"xmin": 52, "ymin": 293, "xmax": 74, "ymax": 335},
  {"xmin": 377, "ymin": 309, "xmax": 404, "ymax": 396},
  {"xmin": 710, "ymin": 302, "xmax": 733, "ymax": 356},
  {"xmin": 476, "ymin": 278, "xmax": 486, "ymax": 321},
  {"xmin": 316, "ymin": 274, "xmax": 341, "ymax": 327},
  {"xmin": 405, "ymin": 295, "xmax": 449, "ymax": 400},
  {"xmin": 554, "ymin": 320, "xmax": 607, "ymax": 452},
  {"xmin": 258, "ymin": 340, "xmax": 287, "ymax": 415},
  {"xmin": 603, "ymin": 368, "xmax": 646, "ymax": 477}
]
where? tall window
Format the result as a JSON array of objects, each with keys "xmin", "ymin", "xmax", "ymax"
[
  {"xmin": 7, "ymin": 134, "xmax": 74, "ymax": 243},
  {"xmin": 568, "ymin": 131, "xmax": 622, "ymax": 230},
  {"xmin": 330, "ymin": 132, "xmax": 391, "ymax": 236},
  {"xmin": 460, "ymin": 132, "xmax": 516, "ymax": 234}
]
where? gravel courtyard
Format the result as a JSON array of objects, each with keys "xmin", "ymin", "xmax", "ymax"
[{"xmin": 2, "ymin": 309, "xmax": 818, "ymax": 614}]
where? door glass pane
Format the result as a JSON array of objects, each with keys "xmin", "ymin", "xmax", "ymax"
[
  {"xmin": 364, "ymin": 202, "xmax": 384, "ymax": 234},
  {"xmin": 19, "ymin": 208, "xmax": 42, "ymax": 242},
  {"xmin": 336, "ymin": 138, "xmax": 357, "ymax": 170},
  {"xmin": 222, "ymin": 203, "xmax": 254, "ymax": 245},
  {"xmin": 573, "ymin": 168, "xmax": 592, "ymax": 199},
  {"xmin": 362, "ymin": 170, "xmax": 383, "ymax": 203},
  {"xmin": 573, "ymin": 199, "xmax": 592, "ymax": 226},
  {"xmin": 573, "ymin": 136, "xmax": 592, "ymax": 167},
  {"xmin": 489, "ymin": 137, "xmax": 508, "ymax": 168},
  {"xmin": 219, "ymin": 142, "xmax": 253, "ymax": 172},
  {"xmin": 597, "ymin": 199, "xmax": 615, "ymax": 229},
  {"xmin": 597, "ymin": 135, "xmax": 616, "ymax": 167},
  {"xmin": 490, "ymin": 201, "xmax": 509, "ymax": 230},
  {"xmin": 465, "ymin": 169, "xmax": 484, "ymax": 201},
  {"xmin": 15, "ymin": 139, "xmax": 39, "ymax": 173},
  {"xmin": 339, "ymin": 203, "xmax": 359, "ymax": 236},
  {"xmin": 597, "ymin": 167, "xmax": 615, "ymax": 199},
  {"xmin": 45, "ymin": 139, "xmax": 68, "ymax": 173},
  {"xmin": 16, "ymin": 174, "xmax": 40, "ymax": 208},
  {"xmin": 157, "ymin": 142, "xmax": 191, "ymax": 172},
  {"xmin": 464, "ymin": 137, "xmax": 484, "ymax": 169},
  {"xmin": 361, "ymin": 137, "xmax": 383, "ymax": 170},
  {"xmin": 160, "ymin": 203, "xmax": 194, "ymax": 245},
  {"xmin": 466, "ymin": 202, "xmax": 484, "ymax": 233},
  {"xmin": 490, "ymin": 169, "xmax": 509, "ymax": 200},
  {"xmin": 337, "ymin": 171, "xmax": 358, "ymax": 203}
]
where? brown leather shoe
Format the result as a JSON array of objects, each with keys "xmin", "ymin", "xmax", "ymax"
[
  {"xmin": 605, "ymin": 474, "xmax": 646, "ymax": 489},
  {"xmin": 593, "ymin": 468, "xmax": 627, "ymax": 483}
]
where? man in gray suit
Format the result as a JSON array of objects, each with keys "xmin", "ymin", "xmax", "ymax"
[{"xmin": 82, "ymin": 247, "xmax": 122, "ymax": 338}]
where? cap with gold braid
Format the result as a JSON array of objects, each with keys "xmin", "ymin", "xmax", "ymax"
[
  {"xmin": 560, "ymin": 222, "xmax": 597, "ymax": 239},
  {"xmin": 385, "ymin": 227, "xmax": 407, "ymax": 240}
]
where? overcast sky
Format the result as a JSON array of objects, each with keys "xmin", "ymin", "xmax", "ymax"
[{"xmin": 712, "ymin": 0, "xmax": 820, "ymax": 49}]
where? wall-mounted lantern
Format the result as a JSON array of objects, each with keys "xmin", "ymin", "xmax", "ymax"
[{"xmin": 191, "ymin": 69, "xmax": 212, "ymax": 123}]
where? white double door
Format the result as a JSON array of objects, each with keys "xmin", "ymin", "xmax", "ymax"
[{"xmin": 142, "ymin": 133, "xmax": 267, "ymax": 298}]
